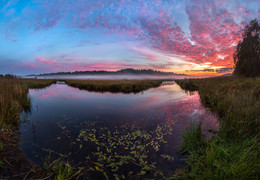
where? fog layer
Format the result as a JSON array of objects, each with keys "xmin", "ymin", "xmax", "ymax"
[{"xmin": 25, "ymin": 74, "xmax": 188, "ymax": 80}]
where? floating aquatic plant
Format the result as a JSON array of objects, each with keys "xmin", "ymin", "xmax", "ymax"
[
  {"xmin": 56, "ymin": 114, "xmax": 176, "ymax": 178},
  {"xmin": 76, "ymin": 121, "xmax": 175, "ymax": 179}
]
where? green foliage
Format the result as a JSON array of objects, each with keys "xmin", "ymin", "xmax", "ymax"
[
  {"xmin": 43, "ymin": 155, "xmax": 82, "ymax": 180},
  {"xmin": 57, "ymin": 120, "xmax": 175, "ymax": 179},
  {"xmin": 233, "ymin": 19, "xmax": 260, "ymax": 77},
  {"xmin": 176, "ymin": 136, "xmax": 258, "ymax": 180},
  {"xmin": 175, "ymin": 77, "xmax": 260, "ymax": 179},
  {"xmin": 179, "ymin": 123, "xmax": 206, "ymax": 154},
  {"xmin": 78, "ymin": 122, "xmax": 174, "ymax": 179},
  {"xmin": 53, "ymin": 163, "xmax": 82, "ymax": 180}
]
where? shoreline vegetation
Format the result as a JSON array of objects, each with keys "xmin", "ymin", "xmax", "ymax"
[
  {"xmin": 65, "ymin": 79, "xmax": 164, "ymax": 93},
  {"xmin": 175, "ymin": 76, "xmax": 260, "ymax": 179},
  {"xmin": 0, "ymin": 78, "xmax": 166, "ymax": 179},
  {"xmin": 0, "ymin": 79, "xmax": 69, "ymax": 179},
  {"xmin": 1, "ymin": 76, "xmax": 259, "ymax": 179}
]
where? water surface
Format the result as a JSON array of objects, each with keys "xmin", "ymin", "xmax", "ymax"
[{"xmin": 20, "ymin": 81, "xmax": 218, "ymax": 178}]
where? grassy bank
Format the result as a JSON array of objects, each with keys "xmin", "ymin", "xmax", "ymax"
[
  {"xmin": 0, "ymin": 79, "xmax": 54, "ymax": 179},
  {"xmin": 0, "ymin": 78, "xmax": 166, "ymax": 179},
  {"xmin": 0, "ymin": 79, "xmax": 56, "ymax": 128},
  {"xmin": 65, "ymin": 79, "xmax": 164, "ymax": 93},
  {"xmin": 0, "ymin": 79, "xmax": 83, "ymax": 179},
  {"xmin": 175, "ymin": 77, "xmax": 260, "ymax": 179}
]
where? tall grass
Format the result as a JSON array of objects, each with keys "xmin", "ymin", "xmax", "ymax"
[
  {"xmin": 175, "ymin": 77, "xmax": 260, "ymax": 179},
  {"xmin": 0, "ymin": 78, "xmax": 87, "ymax": 179},
  {"xmin": 0, "ymin": 79, "xmax": 56, "ymax": 128}
]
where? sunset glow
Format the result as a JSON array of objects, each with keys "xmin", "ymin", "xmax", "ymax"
[{"xmin": 0, "ymin": 0, "xmax": 259, "ymax": 76}]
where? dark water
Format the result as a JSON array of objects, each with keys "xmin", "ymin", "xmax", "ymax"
[{"xmin": 20, "ymin": 81, "xmax": 218, "ymax": 178}]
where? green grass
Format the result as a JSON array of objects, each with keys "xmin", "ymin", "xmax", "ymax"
[
  {"xmin": 175, "ymin": 77, "xmax": 260, "ymax": 179},
  {"xmin": 43, "ymin": 155, "xmax": 83, "ymax": 180},
  {"xmin": 65, "ymin": 79, "xmax": 164, "ymax": 93}
]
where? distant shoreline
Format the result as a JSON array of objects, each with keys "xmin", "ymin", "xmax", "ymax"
[
  {"xmin": 26, "ymin": 68, "xmax": 186, "ymax": 77},
  {"xmin": 24, "ymin": 74, "xmax": 188, "ymax": 80}
]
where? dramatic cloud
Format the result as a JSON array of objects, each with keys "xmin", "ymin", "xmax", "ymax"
[{"xmin": 0, "ymin": 0, "xmax": 259, "ymax": 75}]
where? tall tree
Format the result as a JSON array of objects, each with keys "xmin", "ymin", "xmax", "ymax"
[{"xmin": 233, "ymin": 19, "xmax": 260, "ymax": 77}]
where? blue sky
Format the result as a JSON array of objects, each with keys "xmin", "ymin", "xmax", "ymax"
[{"xmin": 0, "ymin": 0, "xmax": 259, "ymax": 75}]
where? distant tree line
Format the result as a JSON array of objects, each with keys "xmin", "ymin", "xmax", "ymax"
[
  {"xmin": 34, "ymin": 68, "xmax": 186, "ymax": 76},
  {"xmin": 233, "ymin": 19, "xmax": 260, "ymax": 77},
  {"xmin": 0, "ymin": 74, "xmax": 17, "ymax": 79}
]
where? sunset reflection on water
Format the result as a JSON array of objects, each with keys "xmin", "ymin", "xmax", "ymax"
[{"xmin": 20, "ymin": 81, "xmax": 219, "ymax": 176}]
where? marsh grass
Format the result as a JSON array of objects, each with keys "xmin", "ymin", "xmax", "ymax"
[
  {"xmin": 175, "ymin": 77, "xmax": 260, "ymax": 179},
  {"xmin": 65, "ymin": 79, "xmax": 164, "ymax": 93},
  {"xmin": 0, "ymin": 79, "xmax": 56, "ymax": 128},
  {"xmin": 0, "ymin": 78, "xmax": 85, "ymax": 179},
  {"xmin": 0, "ymin": 78, "xmax": 60, "ymax": 179}
]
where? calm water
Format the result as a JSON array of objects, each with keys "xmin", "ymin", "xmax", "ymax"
[{"xmin": 20, "ymin": 81, "xmax": 218, "ymax": 178}]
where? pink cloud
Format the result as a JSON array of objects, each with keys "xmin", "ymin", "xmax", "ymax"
[
  {"xmin": 36, "ymin": 57, "xmax": 62, "ymax": 67},
  {"xmin": 36, "ymin": 56, "xmax": 56, "ymax": 65},
  {"xmin": 7, "ymin": 0, "xmax": 258, "ymax": 75},
  {"xmin": 142, "ymin": 0, "xmax": 247, "ymax": 68},
  {"xmin": 28, "ymin": 63, "xmax": 38, "ymax": 68}
]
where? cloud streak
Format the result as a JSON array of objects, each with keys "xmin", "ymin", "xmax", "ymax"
[{"xmin": 0, "ymin": 0, "xmax": 259, "ymax": 75}]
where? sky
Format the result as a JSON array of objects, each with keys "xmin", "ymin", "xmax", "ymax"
[{"xmin": 0, "ymin": 0, "xmax": 259, "ymax": 76}]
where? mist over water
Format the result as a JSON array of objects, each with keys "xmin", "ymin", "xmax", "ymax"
[{"xmin": 25, "ymin": 74, "xmax": 188, "ymax": 80}]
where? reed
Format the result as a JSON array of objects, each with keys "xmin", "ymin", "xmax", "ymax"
[{"xmin": 0, "ymin": 79, "xmax": 56, "ymax": 128}]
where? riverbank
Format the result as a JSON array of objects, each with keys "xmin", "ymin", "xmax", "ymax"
[
  {"xmin": 0, "ymin": 79, "xmax": 83, "ymax": 179},
  {"xmin": 174, "ymin": 76, "xmax": 260, "ymax": 179},
  {"xmin": 0, "ymin": 78, "xmax": 166, "ymax": 179}
]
